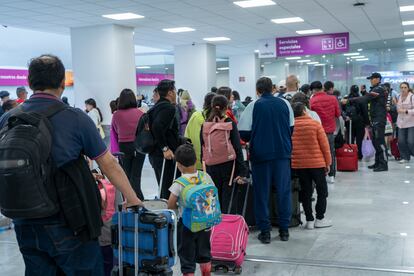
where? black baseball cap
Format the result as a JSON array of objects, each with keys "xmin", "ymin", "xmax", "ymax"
[
  {"xmin": 0, "ymin": 91, "xmax": 9, "ymax": 99},
  {"xmin": 367, "ymin": 72, "xmax": 382, "ymax": 80},
  {"xmin": 310, "ymin": 81, "xmax": 323, "ymax": 90}
]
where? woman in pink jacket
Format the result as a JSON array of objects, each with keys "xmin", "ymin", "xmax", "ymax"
[{"xmin": 397, "ymin": 82, "xmax": 414, "ymax": 163}]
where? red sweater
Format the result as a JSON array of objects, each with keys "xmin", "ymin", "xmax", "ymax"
[
  {"xmin": 310, "ymin": 91, "xmax": 340, "ymax": 133},
  {"xmin": 111, "ymin": 108, "xmax": 144, "ymax": 143}
]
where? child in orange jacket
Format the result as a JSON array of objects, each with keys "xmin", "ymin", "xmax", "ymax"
[{"xmin": 291, "ymin": 102, "xmax": 333, "ymax": 230}]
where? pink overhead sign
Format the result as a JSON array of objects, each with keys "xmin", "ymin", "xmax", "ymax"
[
  {"xmin": 0, "ymin": 69, "xmax": 28, "ymax": 86},
  {"xmin": 136, "ymin": 73, "xmax": 174, "ymax": 86},
  {"xmin": 276, "ymin": 32, "xmax": 349, "ymax": 57}
]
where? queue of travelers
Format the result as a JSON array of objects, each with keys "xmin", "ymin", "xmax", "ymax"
[{"xmin": 0, "ymin": 53, "xmax": 413, "ymax": 276}]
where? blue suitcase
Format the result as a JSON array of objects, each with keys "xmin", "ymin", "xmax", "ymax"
[{"xmin": 111, "ymin": 206, "xmax": 177, "ymax": 275}]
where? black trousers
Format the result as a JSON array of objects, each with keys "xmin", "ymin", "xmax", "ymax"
[
  {"xmin": 372, "ymin": 122, "xmax": 388, "ymax": 167},
  {"xmin": 346, "ymin": 120, "xmax": 365, "ymax": 160},
  {"xmin": 178, "ymin": 221, "xmax": 211, "ymax": 274},
  {"xmin": 148, "ymin": 154, "xmax": 180, "ymax": 199},
  {"xmin": 207, "ymin": 161, "xmax": 235, "ymax": 214},
  {"xmin": 119, "ymin": 142, "xmax": 145, "ymax": 200},
  {"xmin": 297, "ymin": 168, "xmax": 328, "ymax": 221}
]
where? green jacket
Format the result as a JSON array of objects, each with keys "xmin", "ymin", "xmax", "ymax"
[{"xmin": 184, "ymin": 110, "xmax": 205, "ymax": 170}]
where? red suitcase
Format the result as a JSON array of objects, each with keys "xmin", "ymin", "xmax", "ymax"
[
  {"xmin": 390, "ymin": 137, "xmax": 401, "ymax": 160},
  {"xmin": 336, "ymin": 120, "xmax": 358, "ymax": 172}
]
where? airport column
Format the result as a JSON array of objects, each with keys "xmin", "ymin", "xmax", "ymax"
[
  {"xmin": 174, "ymin": 43, "xmax": 216, "ymax": 107},
  {"xmin": 229, "ymin": 54, "xmax": 260, "ymax": 99},
  {"xmin": 70, "ymin": 25, "xmax": 136, "ymax": 124}
]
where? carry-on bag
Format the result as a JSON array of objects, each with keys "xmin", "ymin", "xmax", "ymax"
[
  {"xmin": 336, "ymin": 120, "xmax": 358, "ymax": 172},
  {"xmin": 361, "ymin": 128, "xmax": 375, "ymax": 160},
  {"xmin": 210, "ymin": 179, "xmax": 250, "ymax": 274},
  {"xmin": 269, "ymin": 173, "xmax": 302, "ymax": 228},
  {"xmin": 390, "ymin": 129, "xmax": 401, "ymax": 160},
  {"xmin": 111, "ymin": 206, "xmax": 177, "ymax": 276}
]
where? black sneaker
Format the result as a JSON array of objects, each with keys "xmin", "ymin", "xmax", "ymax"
[
  {"xmin": 258, "ymin": 231, "xmax": 271, "ymax": 244},
  {"xmin": 373, "ymin": 166, "xmax": 388, "ymax": 172},
  {"xmin": 279, "ymin": 230, "xmax": 289, "ymax": 242},
  {"xmin": 368, "ymin": 164, "xmax": 378, "ymax": 169}
]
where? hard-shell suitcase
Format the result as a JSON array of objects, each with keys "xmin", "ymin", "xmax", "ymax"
[
  {"xmin": 210, "ymin": 180, "xmax": 250, "ymax": 274},
  {"xmin": 111, "ymin": 206, "xmax": 177, "ymax": 276},
  {"xmin": 336, "ymin": 120, "xmax": 358, "ymax": 172}
]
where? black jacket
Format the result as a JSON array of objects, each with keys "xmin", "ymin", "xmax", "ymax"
[
  {"xmin": 350, "ymin": 83, "xmax": 387, "ymax": 124},
  {"xmin": 149, "ymin": 98, "xmax": 181, "ymax": 155},
  {"xmin": 55, "ymin": 156, "xmax": 102, "ymax": 242}
]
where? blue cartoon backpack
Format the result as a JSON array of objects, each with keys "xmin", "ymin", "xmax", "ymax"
[{"xmin": 175, "ymin": 171, "xmax": 222, "ymax": 232}]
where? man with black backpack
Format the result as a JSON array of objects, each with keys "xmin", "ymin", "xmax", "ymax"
[{"xmin": 0, "ymin": 55, "xmax": 142, "ymax": 275}]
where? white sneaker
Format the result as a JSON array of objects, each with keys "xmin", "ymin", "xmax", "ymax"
[
  {"xmin": 305, "ymin": 221, "xmax": 314, "ymax": 230},
  {"xmin": 326, "ymin": 176, "xmax": 335, "ymax": 184},
  {"xmin": 314, "ymin": 218, "xmax": 333, "ymax": 228},
  {"xmin": 400, "ymin": 159, "xmax": 410, "ymax": 164}
]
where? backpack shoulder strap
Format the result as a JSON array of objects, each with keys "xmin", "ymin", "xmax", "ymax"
[
  {"xmin": 174, "ymin": 176, "xmax": 192, "ymax": 187},
  {"xmin": 40, "ymin": 102, "xmax": 68, "ymax": 118}
]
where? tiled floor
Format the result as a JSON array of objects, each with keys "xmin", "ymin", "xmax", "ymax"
[{"xmin": 1, "ymin": 158, "xmax": 414, "ymax": 275}]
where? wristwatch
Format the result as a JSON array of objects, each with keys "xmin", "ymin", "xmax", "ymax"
[{"xmin": 162, "ymin": 146, "xmax": 169, "ymax": 152}]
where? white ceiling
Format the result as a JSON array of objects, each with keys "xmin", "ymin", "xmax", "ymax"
[{"xmin": 0, "ymin": 0, "xmax": 413, "ymax": 57}]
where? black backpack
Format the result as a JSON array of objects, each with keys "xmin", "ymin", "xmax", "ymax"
[
  {"xmin": 134, "ymin": 112, "xmax": 155, "ymax": 154},
  {"xmin": 0, "ymin": 103, "xmax": 66, "ymax": 219}
]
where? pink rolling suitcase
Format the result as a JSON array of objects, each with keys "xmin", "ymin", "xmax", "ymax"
[{"xmin": 210, "ymin": 180, "xmax": 250, "ymax": 274}]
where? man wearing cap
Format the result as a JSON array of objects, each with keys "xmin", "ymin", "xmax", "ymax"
[
  {"xmin": 16, "ymin": 86, "xmax": 28, "ymax": 104},
  {"xmin": 342, "ymin": 72, "xmax": 388, "ymax": 172},
  {"xmin": 0, "ymin": 91, "xmax": 10, "ymax": 116}
]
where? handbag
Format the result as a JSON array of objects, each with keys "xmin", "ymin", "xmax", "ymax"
[
  {"xmin": 361, "ymin": 128, "xmax": 375, "ymax": 160},
  {"xmin": 385, "ymin": 113, "xmax": 393, "ymax": 135}
]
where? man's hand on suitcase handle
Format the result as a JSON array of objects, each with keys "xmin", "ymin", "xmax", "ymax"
[{"xmin": 233, "ymin": 176, "xmax": 250, "ymax": 185}]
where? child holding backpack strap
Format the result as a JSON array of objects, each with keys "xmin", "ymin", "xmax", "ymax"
[
  {"xmin": 200, "ymin": 95, "xmax": 248, "ymax": 214},
  {"xmin": 168, "ymin": 144, "xmax": 221, "ymax": 276}
]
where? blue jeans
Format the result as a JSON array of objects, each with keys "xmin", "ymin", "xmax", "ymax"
[
  {"xmin": 398, "ymin": 127, "xmax": 414, "ymax": 161},
  {"xmin": 14, "ymin": 219, "xmax": 104, "ymax": 276},
  {"xmin": 252, "ymin": 159, "xmax": 292, "ymax": 232}
]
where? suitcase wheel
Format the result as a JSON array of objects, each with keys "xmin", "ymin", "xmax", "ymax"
[
  {"xmin": 213, "ymin": 264, "xmax": 229, "ymax": 273},
  {"xmin": 234, "ymin": 267, "xmax": 242, "ymax": 274}
]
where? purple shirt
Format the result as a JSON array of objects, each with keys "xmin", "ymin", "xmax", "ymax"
[{"xmin": 111, "ymin": 108, "xmax": 144, "ymax": 145}]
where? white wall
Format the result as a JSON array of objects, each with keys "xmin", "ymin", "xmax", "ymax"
[
  {"xmin": 229, "ymin": 54, "xmax": 259, "ymax": 100},
  {"xmin": 216, "ymin": 71, "xmax": 229, "ymax": 87},
  {"xmin": 263, "ymin": 61, "xmax": 309, "ymax": 86},
  {"xmin": 174, "ymin": 43, "xmax": 216, "ymax": 109}
]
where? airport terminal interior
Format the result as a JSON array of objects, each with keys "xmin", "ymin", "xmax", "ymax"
[{"xmin": 1, "ymin": 0, "xmax": 414, "ymax": 275}]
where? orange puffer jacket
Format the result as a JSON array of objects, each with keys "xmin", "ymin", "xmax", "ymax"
[{"xmin": 292, "ymin": 115, "xmax": 332, "ymax": 169}]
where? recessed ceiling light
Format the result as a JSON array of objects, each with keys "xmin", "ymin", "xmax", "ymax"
[
  {"xmin": 261, "ymin": 64, "xmax": 265, "ymax": 67},
  {"xmin": 405, "ymin": 31, "xmax": 414, "ymax": 36},
  {"xmin": 406, "ymin": 166, "xmax": 411, "ymax": 168},
  {"xmin": 297, "ymin": 59, "xmax": 311, "ymax": 63},
  {"xmin": 351, "ymin": 55, "xmax": 365, "ymax": 59},
  {"xmin": 314, "ymin": 63, "xmax": 326, "ymax": 66},
  {"xmin": 296, "ymin": 29, "xmax": 322, "ymax": 35},
  {"xmin": 357, "ymin": 48, "xmax": 363, "ymax": 51},
  {"xmin": 355, "ymin": 58, "xmax": 369, "ymax": 61},
  {"xmin": 405, "ymin": 180, "xmax": 411, "ymax": 184},
  {"xmin": 407, "ymin": 48, "xmax": 414, "ymax": 51},
  {"xmin": 102, "ymin": 12, "xmax": 144, "ymax": 20},
  {"xmin": 203, "ymin": 37, "xmax": 231, "ymax": 42},
  {"xmin": 162, "ymin": 27, "xmax": 195, "ymax": 33},
  {"xmin": 344, "ymin": 53, "xmax": 360, "ymax": 56},
  {"xmin": 233, "ymin": 0, "xmax": 276, "ymax": 8},
  {"xmin": 322, "ymin": 55, "xmax": 326, "ymax": 58},
  {"xmin": 403, "ymin": 20, "xmax": 414, "ymax": 26},
  {"xmin": 165, "ymin": 67, "xmax": 169, "ymax": 70},
  {"xmin": 400, "ymin": 5, "xmax": 414, "ymax": 12},
  {"xmin": 254, "ymin": 49, "xmax": 260, "ymax": 53},
  {"xmin": 285, "ymin": 57, "xmax": 301, "ymax": 60},
  {"xmin": 403, "ymin": 201, "xmax": 410, "ymax": 205},
  {"xmin": 405, "ymin": 38, "xmax": 414, "ymax": 42},
  {"xmin": 346, "ymin": 61, "xmax": 350, "ymax": 64},
  {"xmin": 217, "ymin": 67, "xmax": 229, "ymax": 71},
  {"xmin": 400, "ymin": 233, "xmax": 408, "ymax": 237},
  {"xmin": 307, "ymin": 62, "xmax": 319, "ymax": 65},
  {"xmin": 136, "ymin": 66, "xmax": 150, "ymax": 69},
  {"xmin": 271, "ymin": 17, "xmax": 304, "ymax": 24}
]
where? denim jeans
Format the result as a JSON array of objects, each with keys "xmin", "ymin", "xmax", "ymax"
[
  {"xmin": 326, "ymin": 133, "xmax": 336, "ymax": 177},
  {"xmin": 14, "ymin": 218, "xmax": 104, "ymax": 276},
  {"xmin": 398, "ymin": 127, "xmax": 414, "ymax": 161}
]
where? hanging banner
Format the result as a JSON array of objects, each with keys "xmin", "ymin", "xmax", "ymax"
[
  {"xmin": 136, "ymin": 73, "xmax": 174, "ymax": 86},
  {"xmin": 258, "ymin": 38, "xmax": 276, "ymax": 58},
  {"xmin": 0, "ymin": 68, "xmax": 74, "ymax": 86},
  {"xmin": 276, "ymin": 32, "xmax": 349, "ymax": 57}
]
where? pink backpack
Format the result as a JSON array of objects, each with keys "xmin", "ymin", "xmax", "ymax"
[
  {"xmin": 98, "ymin": 179, "xmax": 116, "ymax": 222},
  {"xmin": 202, "ymin": 117, "xmax": 236, "ymax": 166}
]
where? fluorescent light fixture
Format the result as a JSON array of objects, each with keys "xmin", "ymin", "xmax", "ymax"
[
  {"xmin": 102, "ymin": 12, "xmax": 144, "ymax": 20},
  {"xmin": 307, "ymin": 62, "xmax": 319, "ymax": 65},
  {"xmin": 314, "ymin": 63, "xmax": 326, "ymax": 66},
  {"xmin": 136, "ymin": 66, "xmax": 150, "ymax": 69},
  {"xmin": 406, "ymin": 166, "xmax": 411, "ymax": 168},
  {"xmin": 406, "ymin": 48, "xmax": 414, "ymax": 51},
  {"xmin": 405, "ymin": 31, "xmax": 414, "ymax": 36},
  {"xmin": 254, "ymin": 49, "xmax": 260, "ymax": 53},
  {"xmin": 344, "ymin": 52, "xmax": 360, "ymax": 56},
  {"xmin": 296, "ymin": 29, "xmax": 322, "ymax": 35},
  {"xmin": 351, "ymin": 55, "xmax": 365, "ymax": 59},
  {"xmin": 217, "ymin": 67, "xmax": 229, "ymax": 71},
  {"xmin": 233, "ymin": 0, "xmax": 276, "ymax": 8},
  {"xmin": 203, "ymin": 37, "xmax": 231, "ymax": 42},
  {"xmin": 357, "ymin": 48, "xmax": 363, "ymax": 51},
  {"xmin": 400, "ymin": 233, "xmax": 408, "ymax": 237},
  {"xmin": 403, "ymin": 20, "xmax": 414, "ymax": 26},
  {"xmin": 405, "ymin": 38, "xmax": 414, "ymax": 42},
  {"xmin": 403, "ymin": 201, "xmax": 410, "ymax": 205},
  {"xmin": 297, "ymin": 59, "xmax": 311, "ymax": 63},
  {"xmin": 162, "ymin": 27, "xmax": 195, "ymax": 33},
  {"xmin": 285, "ymin": 57, "xmax": 301, "ymax": 60},
  {"xmin": 165, "ymin": 67, "xmax": 169, "ymax": 70},
  {"xmin": 271, "ymin": 17, "xmax": 304, "ymax": 24},
  {"xmin": 355, "ymin": 58, "xmax": 369, "ymax": 61},
  {"xmin": 405, "ymin": 180, "xmax": 411, "ymax": 183},
  {"xmin": 400, "ymin": 5, "xmax": 414, "ymax": 12}
]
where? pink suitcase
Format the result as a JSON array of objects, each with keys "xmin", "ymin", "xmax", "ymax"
[{"xmin": 210, "ymin": 182, "xmax": 250, "ymax": 274}]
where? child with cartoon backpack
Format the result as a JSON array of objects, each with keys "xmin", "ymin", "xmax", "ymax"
[{"xmin": 168, "ymin": 144, "xmax": 222, "ymax": 276}]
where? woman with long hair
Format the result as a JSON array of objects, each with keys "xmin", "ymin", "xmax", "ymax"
[
  {"xmin": 85, "ymin": 98, "xmax": 105, "ymax": 139},
  {"xmin": 231, "ymin": 90, "xmax": 245, "ymax": 121},
  {"xmin": 397, "ymin": 82, "xmax": 414, "ymax": 163},
  {"xmin": 178, "ymin": 90, "xmax": 195, "ymax": 135},
  {"xmin": 111, "ymin": 89, "xmax": 145, "ymax": 199}
]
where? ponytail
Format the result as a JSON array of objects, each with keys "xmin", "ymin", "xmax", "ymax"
[{"xmin": 207, "ymin": 95, "xmax": 228, "ymax": 122}]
